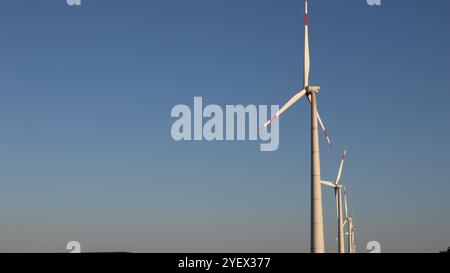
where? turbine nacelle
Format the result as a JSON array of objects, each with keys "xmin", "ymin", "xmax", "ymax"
[{"xmin": 306, "ymin": 85, "xmax": 320, "ymax": 94}]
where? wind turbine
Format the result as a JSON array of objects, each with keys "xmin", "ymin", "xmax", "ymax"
[
  {"xmin": 343, "ymin": 189, "xmax": 356, "ymax": 253},
  {"xmin": 260, "ymin": 0, "xmax": 331, "ymax": 253},
  {"xmin": 321, "ymin": 146, "xmax": 347, "ymax": 253}
]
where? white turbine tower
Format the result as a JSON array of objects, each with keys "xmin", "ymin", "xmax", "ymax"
[
  {"xmin": 321, "ymin": 147, "xmax": 347, "ymax": 253},
  {"xmin": 260, "ymin": 0, "xmax": 331, "ymax": 253}
]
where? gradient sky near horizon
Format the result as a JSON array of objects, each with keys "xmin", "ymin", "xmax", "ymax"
[{"xmin": 0, "ymin": 0, "xmax": 449, "ymax": 252}]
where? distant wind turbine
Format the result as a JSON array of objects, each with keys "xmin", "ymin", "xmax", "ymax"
[
  {"xmin": 321, "ymin": 146, "xmax": 347, "ymax": 253},
  {"xmin": 343, "ymin": 189, "xmax": 356, "ymax": 253}
]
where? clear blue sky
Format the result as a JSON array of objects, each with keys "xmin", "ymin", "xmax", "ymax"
[{"xmin": 0, "ymin": 0, "xmax": 449, "ymax": 252}]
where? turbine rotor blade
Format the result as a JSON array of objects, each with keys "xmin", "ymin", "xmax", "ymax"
[
  {"xmin": 321, "ymin": 180, "xmax": 336, "ymax": 188},
  {"xmin": 306, "ymin": 94, "xmax": 331, "ymax": 147},
  {"xmin": 303, "ymin": 0, "xmax": 332, "ymax": 148},
  {"xmin": 304, "ymin": 0, "xmax": 310, "ymax": 87},
  {"xmin": 260, "ymin": 89, "xmax": 306, "ymax": 129},
  {"xmin": 336, "ymin": 145, "xmax": 348, "ymax": 185},
  {"xmin": 317, "ymin": 111, "xmax": 331, "ymax": 147}
]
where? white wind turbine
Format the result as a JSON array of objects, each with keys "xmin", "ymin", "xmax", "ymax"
[
  {"xmin": 260, "ymin": 0, "xmax": 331, "ymax": 253},
  {"xmin": 321, "ymin": 146, "xmax": 347, "ymax": 253},
  {"xmin": 343, "ymin": 189, "xmax": 356, "ymax": 253}
]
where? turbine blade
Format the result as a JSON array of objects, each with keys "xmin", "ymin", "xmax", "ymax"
[
  {"xmin": 259, "ymin": 89, "xmax": 306, "ymax": 129},
  {"xmin": 304, "ymin": 0, "xmax": 310, "ymax": 88},
  {"xmin": 303, "ymin": 0, "xmax": 332, "ymax": 148},
  {"xmin": 336, "ymin": 146, "xmax": 347, "ymax": 185},
  {"xmin": 321, "ymin": 180, "xmax": 336, "ymax": 188},
  {"xmin": 306, "ymin": 94, "xmax": 331, "ymax": 147},
  {"xmin": 317, "ymin": 111, "xmax": 331, "ymax": 148}
]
